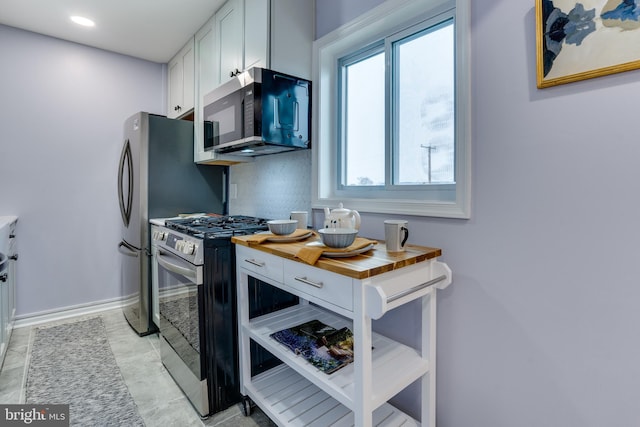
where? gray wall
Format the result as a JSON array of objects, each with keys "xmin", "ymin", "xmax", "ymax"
[
  {"xmin": 0, "ymin": 25, "xmax": 165, "ymax": 317},
  {"xmin": 311, "ymin": 1, "xmax": 640, "ymax": 427}
]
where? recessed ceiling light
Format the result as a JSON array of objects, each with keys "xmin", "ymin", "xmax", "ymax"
[{"xmin": 70, "ymin": 16, "xmax": 95, "ymax": 27}]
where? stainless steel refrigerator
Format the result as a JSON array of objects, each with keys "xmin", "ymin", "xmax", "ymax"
[{"xmin": 117, "ymin": 112, "xmax": 226, "ymax": 336}]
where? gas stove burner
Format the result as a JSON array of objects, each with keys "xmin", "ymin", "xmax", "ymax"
[{"xmin": 164, "ymin": 215, "xmax": 269, "ymax": 238}]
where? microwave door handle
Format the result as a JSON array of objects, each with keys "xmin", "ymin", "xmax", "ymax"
[
  {"xmin": 240, "ymin": 95, "xmax": 245, "ymax": 139},
  {"xmin": 156, "ymin": 250, "xmax": 197, "ymax": 282}
]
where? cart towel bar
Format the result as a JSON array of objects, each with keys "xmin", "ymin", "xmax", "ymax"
[
  {"xmin": 364, "ymin": 261, "xmax": 452, "ymax": 319},
  {"xmin": 387, "ymin": 275, "xmax": 447, "ymax": 304}
]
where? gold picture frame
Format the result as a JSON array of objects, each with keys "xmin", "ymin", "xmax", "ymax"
[{"xmin": 536, "ymin": 0, "xmax": 640, "ymax": 88}]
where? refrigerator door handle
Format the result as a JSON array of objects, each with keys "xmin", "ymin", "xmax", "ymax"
[
  {"xmin": 118, "ymin": 139, "xmax": 134, "ymax": 227},
  {"xmin": 118, "ymin": 240, "xmax": 139, "ymax": 258}
]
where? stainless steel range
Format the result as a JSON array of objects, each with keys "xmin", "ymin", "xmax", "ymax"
[{"xmin": 151, "ymin": 215, "xmax": 297, "ymax": 418}]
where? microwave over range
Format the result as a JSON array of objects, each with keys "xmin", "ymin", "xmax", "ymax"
[{"xmin": 203, "ymin": 67, "xmax": 311, "ymax": 156}]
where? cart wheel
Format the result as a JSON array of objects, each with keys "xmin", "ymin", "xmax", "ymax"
[{"xmin": 242, "ymin": 396, "xmax": 252, "ymax": 416}]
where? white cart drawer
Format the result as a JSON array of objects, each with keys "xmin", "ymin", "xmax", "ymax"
[
  {"xmin": 236, "ymin": 245, "xmax": 283, "ymax": 283},
  {"xmin": 283, "ymin": 260, "xmax": 353, "ymax": 311}
]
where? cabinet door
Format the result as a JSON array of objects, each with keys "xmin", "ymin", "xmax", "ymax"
[
  {"xmin": 196, "ymin": 17, "xmax": 217, "ymax": 104},
  {"xmin": 194, "ymin": 16, "xmax": 216, "ymax": 163},
  {"xmin": 167, "ymin": 56, "xmax": 183, "ymax": 119},
  {"xmin": 216, "ymin": 0, "xmax": 243, "ymax": 85},
  {"xmin": 167, "ymin": 39, "xmax": 195, "ymax": 119},
  {"xmin": 244, "ymin": 0, "xmax": 269, "ymax": 70},
  {"xmin": 182, "ymin": 43, "xmax": 195, "ymax": 112},
  {"xmin": 0, "ymin": 281, "xmax": 7, "ymax": 364},
  {"xmin": 269, "ymin": 0, "xmax": 313, "ymax": 79}
]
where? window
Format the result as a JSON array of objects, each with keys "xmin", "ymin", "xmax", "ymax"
[
  {"xmin": 340, "ymin": 45, "xmax": 385, "ymax": 187},
  {"xmin": 313, "ymin": 0, "xmax": 470, "ymax": 218}
]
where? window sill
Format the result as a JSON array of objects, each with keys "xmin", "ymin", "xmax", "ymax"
[{"xmin": 312, "ymin": 196, "xmax": 470, "ymax": 219}]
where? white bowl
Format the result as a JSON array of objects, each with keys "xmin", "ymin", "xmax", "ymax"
[
  {"xmin": 318, "ymin": 228, "xmax": 358, "ymax": 248},
  {"xmin": 267, "ymin": 219, "xmax": 297, "ymax": 235}
]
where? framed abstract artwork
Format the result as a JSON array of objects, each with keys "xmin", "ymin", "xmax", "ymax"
[{"xmin": 536, "ymin": 0, "xmax": 640, "ymax": 88}]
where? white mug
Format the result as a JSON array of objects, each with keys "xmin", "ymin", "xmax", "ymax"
[
  {"xmin": 290, "ymin": 211, "xmax": 308, "ymax": 229},
  {"xmin": 384, "ymin": 220, "xmax": 409, "ymax": 252}
]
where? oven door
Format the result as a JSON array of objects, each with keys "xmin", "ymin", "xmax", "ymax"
[{"xmin": 156, "ymin": 248, "xmax": 209, "ymax": 415}]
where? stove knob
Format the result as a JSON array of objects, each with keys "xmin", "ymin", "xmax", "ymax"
[
  {"xmin": 181, "ymin": 241, "xmax": 190, "ymax": 254},
  {"xmin": 183, "ymin": 241, "xmax": 197, "ymax": 255}
]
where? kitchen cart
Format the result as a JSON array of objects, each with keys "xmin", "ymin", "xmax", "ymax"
[{"xmin": 232, "ymin": 235, "xmax": 451, "ymax": 427}]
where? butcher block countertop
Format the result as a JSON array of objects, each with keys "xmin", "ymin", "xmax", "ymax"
[{"xmin": 231, "ymin": 233, "xmax": 442, "ymax": 280}]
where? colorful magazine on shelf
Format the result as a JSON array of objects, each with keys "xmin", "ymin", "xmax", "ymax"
[{"xmin": 269, "ymin": 319, "xmax": 354, "ymax": 374}]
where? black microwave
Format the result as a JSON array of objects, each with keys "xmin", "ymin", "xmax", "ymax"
[{"xmin": 202, "ymin": 67, "xmax": 311, "ymax": 156}]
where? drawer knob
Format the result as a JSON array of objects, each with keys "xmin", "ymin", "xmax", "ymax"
[{"xmin": 294, "ymin": 276, "xmax": 323, "ymax": 289}]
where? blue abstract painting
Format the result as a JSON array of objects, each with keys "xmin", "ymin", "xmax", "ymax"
[
  {"xmin": 537, "ymin": 0, "xmax": 640, "ymax": 87},
  {"xmin": 601, "ymin": 0, "xmax": 640, "ymax": 21}
]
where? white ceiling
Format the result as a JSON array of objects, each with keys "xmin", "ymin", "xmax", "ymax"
[{"xmin": 0, "ymin": 0, "xmax": 226, "ymax": 63}]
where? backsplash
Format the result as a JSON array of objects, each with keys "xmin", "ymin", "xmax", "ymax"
[{"xmin": 228, "ymin": 150, "xmax": 312, "ymax": 226}]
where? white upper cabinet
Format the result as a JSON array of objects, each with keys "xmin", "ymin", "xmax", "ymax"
[
  {"xmin": 195, "ymin": 18, "xmax": 216, "ymax": 108},
  {"xmin": 268, "ymin": 0, "xmax": 313, "ymax": 80},
  {"xmin": 192, "ymin": 0, "xmax": 314, "ymax": 164},
  {"xmin": 244, "ymin": 0, "xmax": 269, "ymax": 71},
  {"xmin": 167, "ymin": 38, "xmax": 195, "ymax": 119},
  {"xmin": 216, "ymin": 0, "xmax": 244, "ymax": 86}
]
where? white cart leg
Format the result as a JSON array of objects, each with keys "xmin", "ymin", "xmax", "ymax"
[
  {"xmin": 421, "ymin": 288, "xmax": 437, "ymax": 426},
  {"xmin": 354, "ymin": 282, "xmax": 374, "ymax": 427}
]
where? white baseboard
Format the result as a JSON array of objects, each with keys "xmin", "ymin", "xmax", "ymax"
[{"xmin": 14, "ymin": 298, "xmax": 125, "ymax": 329}]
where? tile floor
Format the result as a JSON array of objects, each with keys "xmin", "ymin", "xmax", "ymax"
[{"xmin": 0, "ymin": 308, "xmax": 276, "ymax": 427}]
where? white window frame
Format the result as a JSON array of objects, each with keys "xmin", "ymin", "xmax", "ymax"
[{"xmin": 312, "ymin": 0, "xmax": 471, "ymax": 219}]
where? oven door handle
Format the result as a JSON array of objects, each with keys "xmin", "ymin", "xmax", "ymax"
[{"xmin": 156, "ymin": 249, "xmax": 198, "ymax": 282}]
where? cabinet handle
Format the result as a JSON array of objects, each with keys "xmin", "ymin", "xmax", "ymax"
[
  {"xmin": 0, "ymin": 273, "xmax": 6, "ymax": 283},
  {"xmin": 230, "ymin": 68, "xmax": 240, "ymax": 77},
  {"xmin": 244, "ymin": 259, "xmax": 265, "ymax": 267},
  {"xmin": 294, "ymin": 276, "xmax": 323, "ymax": 288},
  {"xmin": 9, "ymin": 254, "xmax": 18, "ymax": 261}
]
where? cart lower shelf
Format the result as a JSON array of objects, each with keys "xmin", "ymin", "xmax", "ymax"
[
  {"xmin": 245, "ymin": 304, "xmax": 429, "ymax": 410},
  {"xmin": 245, "ymin": 363, "xmax": 420, "ymax": 426}
]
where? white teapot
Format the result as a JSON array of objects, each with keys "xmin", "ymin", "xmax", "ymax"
[{"xmin": 323, "ymin": 203, "xmax": 361, "ymax": 229}]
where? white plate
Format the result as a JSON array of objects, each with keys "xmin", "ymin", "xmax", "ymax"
[{"xmin": 257, "ymin": 230, "xmax": 313, "ymax": 242}]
